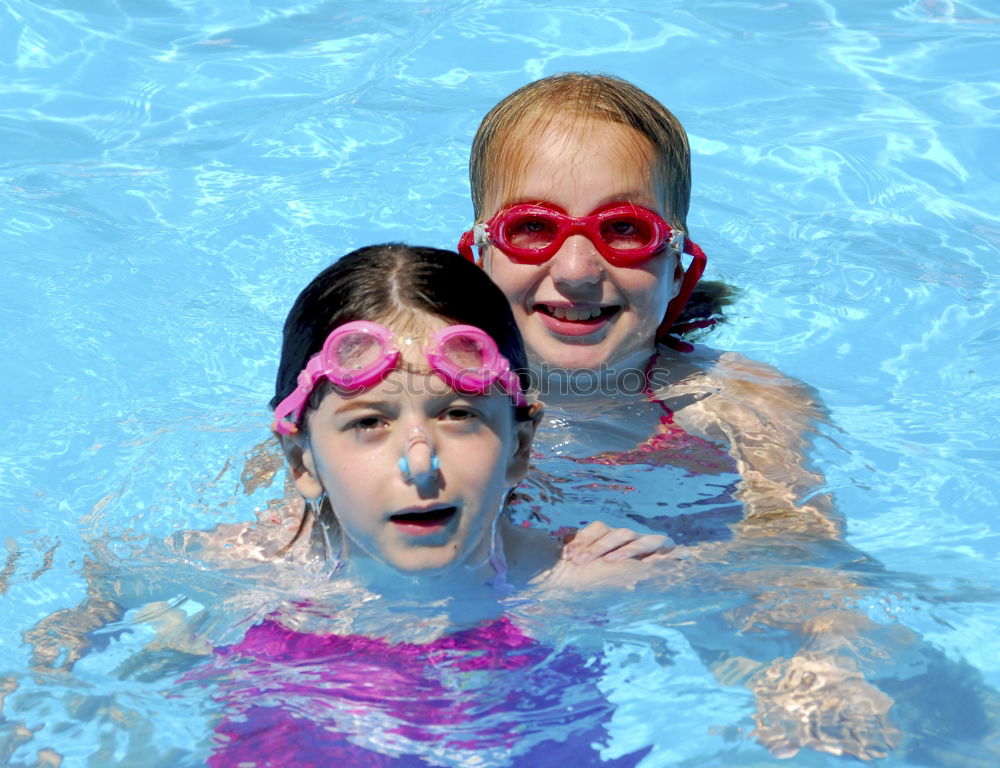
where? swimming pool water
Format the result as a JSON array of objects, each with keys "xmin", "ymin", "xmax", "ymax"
[{"xmin": 2, "ymin": 1, "xmax": 999, "ymax": 765}]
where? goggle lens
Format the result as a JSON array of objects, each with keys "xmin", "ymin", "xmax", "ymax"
[
  {"xmin": 599, "ymin": 214, "xmax": 656, "ymax": 251},
  {"xmin": 333, "ymin": 331, "xmax": 383, "ymax": 374},
  {"xmin": 503, "ymin": 211, "xmax": 561, "ymax": 253},
  {"xmin": 439, "ymin": 333, "xmax": 489, "ymax": 371},
  {"xmin": 320, "ymin": 324, "xmax": 397, "ymax": 390}
]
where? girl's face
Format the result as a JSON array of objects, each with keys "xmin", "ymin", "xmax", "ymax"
[
  {"xmin": 481, "ymin": 119, "xmax": 681, "ymax": 374},
  {"xmin": 283, "ymin": 317, "xmax": 535, "ymax": 577}
]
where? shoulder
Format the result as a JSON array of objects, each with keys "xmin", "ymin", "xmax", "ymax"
[
  {"xmin": 709, "ymin": 351, "xmax": 826, "ymax": 420},
  {"xmin": 501, "ymin": 519, "xmax": 561, "ymax": 584},
  {"xmin": 651, "ymin": 345, "xmax": 827, "ymax": 439},
  {"xmin": 654, "ymin": 345, "xmax": 811, "ymax": 393}
]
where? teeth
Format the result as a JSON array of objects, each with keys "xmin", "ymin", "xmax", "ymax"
[{"xmin": 549, "ymin": 306, "xmax": 602, "ymax": 321}]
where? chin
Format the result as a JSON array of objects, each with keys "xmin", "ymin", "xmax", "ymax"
[{"xmin": 529, "ymin": 341, "xmax": 618, "ymax": 373}]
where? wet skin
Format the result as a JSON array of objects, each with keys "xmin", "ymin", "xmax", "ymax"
[{"xmin": 281, "ymin": 317, "xmax": 535, "ymax": 579}]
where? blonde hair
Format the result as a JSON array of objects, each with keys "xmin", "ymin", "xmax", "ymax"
[{"xmin": 469, "ymin": 73, "xmax": 692, "ymax": 233}]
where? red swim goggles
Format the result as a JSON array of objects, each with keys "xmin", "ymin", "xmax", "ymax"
[
  {"xmin": 458, "ymin": 202, "xmax": 676, "ymax": 266},
  {"xmin": 457, "ymin": 201, "xmax": 708, "ymax": 335}
]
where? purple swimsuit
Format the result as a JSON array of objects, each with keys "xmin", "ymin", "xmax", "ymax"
[{"xmin": 200, "ymin": 616, "xmax": 652, "ymax": 767}]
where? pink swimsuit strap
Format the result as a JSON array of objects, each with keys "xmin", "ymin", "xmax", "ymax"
[
  {"xmin": 645, "ymin": 353, "xmax": 676, "ymax": 421},
  {"xmin": 566, "ymin": 353, "xmax": 735, "ymax": 474}
]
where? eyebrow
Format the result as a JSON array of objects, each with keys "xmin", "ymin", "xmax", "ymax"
[
  {"xmin": 330, "ymin": 390, "xmax": 492, "ymax": 416},
  {"xmin": 331, "ymin": 397, "xmax": 389, "ymax": 415}
]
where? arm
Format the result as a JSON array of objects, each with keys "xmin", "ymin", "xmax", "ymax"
[
  {"xmin": 655, "ymin": 543, "xmax": 905, "ymax": 761},
  {"xmin": 678, "ymin": 385, "xmax": 914, "ymax": 763},
  {"xmin": 712, "ymin": 561, "xmax": 907, "ymax": 760},
  {"xmin": 23, "ymin": 557, "xmax": 124, "ymax": 672}
]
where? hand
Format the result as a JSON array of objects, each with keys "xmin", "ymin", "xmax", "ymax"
[{"xmin": 560, "ymin": 521, "xmax": 675, "ymax": 565}]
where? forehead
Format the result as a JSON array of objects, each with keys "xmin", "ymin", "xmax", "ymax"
[{"xmin": 486, "ymin": 116, "xmax": 660, "ymax": 212}]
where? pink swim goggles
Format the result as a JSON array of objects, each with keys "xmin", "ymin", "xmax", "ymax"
[
  {"xmin": 272, "ymin": 321, "xmax": 527, "ymax": 435},
  {"xmin": 457, "ymin": 201, "xmax": 708, "ymax": 335}
]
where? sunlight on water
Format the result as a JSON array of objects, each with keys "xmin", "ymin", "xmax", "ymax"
[{"xmin": 1, "ymin": 0, "xmax": 998, "ymax": 766}]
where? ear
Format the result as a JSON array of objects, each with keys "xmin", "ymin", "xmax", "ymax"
[
  {"xmin": 505, "ymin": 402, "xmax": 543, "ymax": 486},
  {"xmin": 274, "ymin": 429, "xmax": 325, "ymax": 500},
  {"xmin": 671, "ymin": 251, "xmax": 684, "ymax": 301}
]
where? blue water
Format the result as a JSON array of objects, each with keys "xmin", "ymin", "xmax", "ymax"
[{"xmin": 2, "ymin": 0, "xmax": 999, "ymax": 765}]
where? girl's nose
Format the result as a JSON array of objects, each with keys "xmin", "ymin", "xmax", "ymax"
[
  {"xmin": 398, "ymin": 427, "xmax": 440, "ymax": 485},
  {"xmin": 549, "ymin": 234, "xmax": 604, "ymax": 288}
]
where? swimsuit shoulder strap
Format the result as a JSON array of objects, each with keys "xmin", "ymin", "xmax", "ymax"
[{"xmin": 643, "ymin": 352, "xmax": 675, "ymax": 423}]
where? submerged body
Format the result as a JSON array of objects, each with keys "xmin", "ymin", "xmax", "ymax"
[
  {"xmin": 202, "ymin": 615, "xmax": 632, "ymax": 767},
  {"xmin": 20, "ymin": 428, "xmax": 999, "ymax": 767}
]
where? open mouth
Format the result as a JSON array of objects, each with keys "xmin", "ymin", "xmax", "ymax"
[{"xmin": 389, "ymin": 506, "xmax": 458, "ymax": 532}]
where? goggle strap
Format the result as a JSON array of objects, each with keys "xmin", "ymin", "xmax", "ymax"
[
  {"xmin": 492, "ymin": 351, "xmax": 528, "ymax": 408},
  {"xmin": 457, "ymin": 229, "xmax": 477, "ymax": 263},
  {"xmin": 271, "ymin": 356, "xmax": 328, "ymax": 434},
  {"xmin": 272, "ymin": 399, "xmax": 302, "ymax": 435},
  {"xmin": 656, "ymin": 237, "xmax": 707, "ymax": 342},
  {"xmin": 670, "ymin": 229, "xmax": 685, "ymax": 256}
]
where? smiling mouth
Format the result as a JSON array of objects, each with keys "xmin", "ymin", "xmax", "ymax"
[{"xmin": 390, "ymin": 506, "xmax": 458, "ymax": 529}]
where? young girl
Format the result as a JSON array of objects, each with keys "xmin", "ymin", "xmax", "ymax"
[
  {"xmin": 197, "ymin": 242, "xmax": 686, "ymax": 765},
  {"xmin": 458, "ymin": 73, "xmax": 841, "ymax": 542}
]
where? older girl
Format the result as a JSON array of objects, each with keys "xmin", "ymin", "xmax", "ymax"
[{"xmin": 460, "ymin": 73, "xmax": 840, "ymax": 541}]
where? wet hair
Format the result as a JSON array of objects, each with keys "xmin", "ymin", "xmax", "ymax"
[
  {"xmin": 471, "ymin": 72, "xmax": 691, "ymax": 231},
  {"xmin": 469, "ymin": 72, "xmax": 732, "ymax": 340},
  {"xmin": 272, "ymin": 243, "xmax": 532, "ymax": 422}
]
